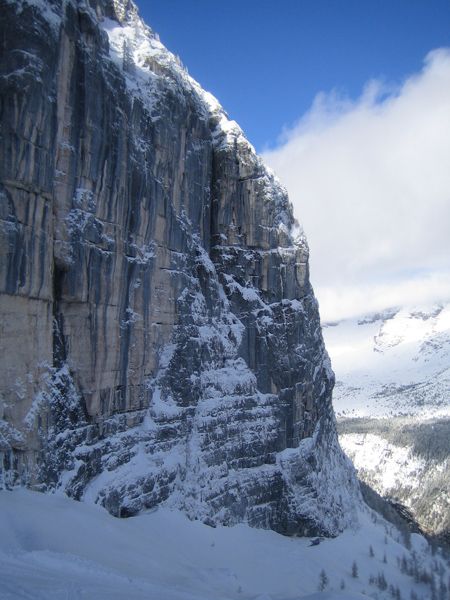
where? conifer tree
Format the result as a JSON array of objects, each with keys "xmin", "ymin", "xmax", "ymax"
[{"xmin": 318, "ymin": 569, "xmax": 328, "ymax": 591}]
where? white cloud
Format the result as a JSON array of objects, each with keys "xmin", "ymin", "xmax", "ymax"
[{"xmin": 263, "ymin": 49, "xmax": 450, "ymax": 321}]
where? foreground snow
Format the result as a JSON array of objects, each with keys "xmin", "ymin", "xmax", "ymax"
[{"xmin": 0, "ymin": 490, "xmax": 446, "ymax": 599}]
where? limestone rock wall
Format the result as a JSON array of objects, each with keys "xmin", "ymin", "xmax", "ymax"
[{"xmin": 0, "ymin": 0, "xmax": 359, "ymax": 535}]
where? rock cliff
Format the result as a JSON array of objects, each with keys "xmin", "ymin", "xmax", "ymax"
[{"xmin": 0, "ymin": 0, "xmax": 359, "ymax": 535}]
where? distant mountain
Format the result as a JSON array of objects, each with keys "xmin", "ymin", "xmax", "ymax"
[
  {"xmin": 324, "ymin": 303, "xmax": 450, "ymax": 419},
  {"xmin": 323, "ymin": 303, "xmax": 450, "ymax": 541}
]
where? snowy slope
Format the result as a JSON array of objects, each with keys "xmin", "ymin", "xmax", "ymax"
[
  {"xmin": 0, "ymin": 489, "xmax": 448, "ymax": 600},
  {"xmin": 323, "ymin": 303, "xmax": 450, "ymax": 537},
  {"xmin": 323, "ymin": 303, "xmax": 450, "ymax": 418},
  {"xmin": 339, "ymin": 428, "xmax": 449, "ymax": 537}
]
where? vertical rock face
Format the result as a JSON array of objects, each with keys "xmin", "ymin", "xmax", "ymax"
[{"xmin": 0, "ymin": 0, "xmax": 359, "ymax": 534}]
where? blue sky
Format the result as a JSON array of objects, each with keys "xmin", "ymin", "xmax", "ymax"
[
  {"xmin": 137, "ymin": 0, "xmax": 450, "ymax": 152},
  {"xmin": 134, "ymin": 1, "xmax": 450, "ymax": 319}
]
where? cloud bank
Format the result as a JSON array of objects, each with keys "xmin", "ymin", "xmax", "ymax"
[{"xmin": 263, "ymin": 49, "xmax": 450, "ymax": 321}]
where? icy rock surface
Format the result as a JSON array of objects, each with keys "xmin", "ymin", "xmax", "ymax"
[{"xmin": 0, "ymin": 0, "xmax": 359, "ymax": 535}]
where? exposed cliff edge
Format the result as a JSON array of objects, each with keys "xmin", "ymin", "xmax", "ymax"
[{"xmin": 0, "ymin": 0, "xmax": 359, "ymax": 535}]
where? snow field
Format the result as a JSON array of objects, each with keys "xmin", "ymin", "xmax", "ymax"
[{"xmin": 0, "ymin": 489, "xmax": 447, "ymax": 600}]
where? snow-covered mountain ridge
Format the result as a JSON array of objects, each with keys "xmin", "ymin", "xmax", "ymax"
[
  {"xmin": 324, "ymin": 302, "xmax": 450, "ymax": 419},
  {"xmin": 323, "ymin": 303, "xmax": 450, "ymax": 540},
  {"xmin": 0, "ymin": 0, "xmax": 359, "ymax": 536}
]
